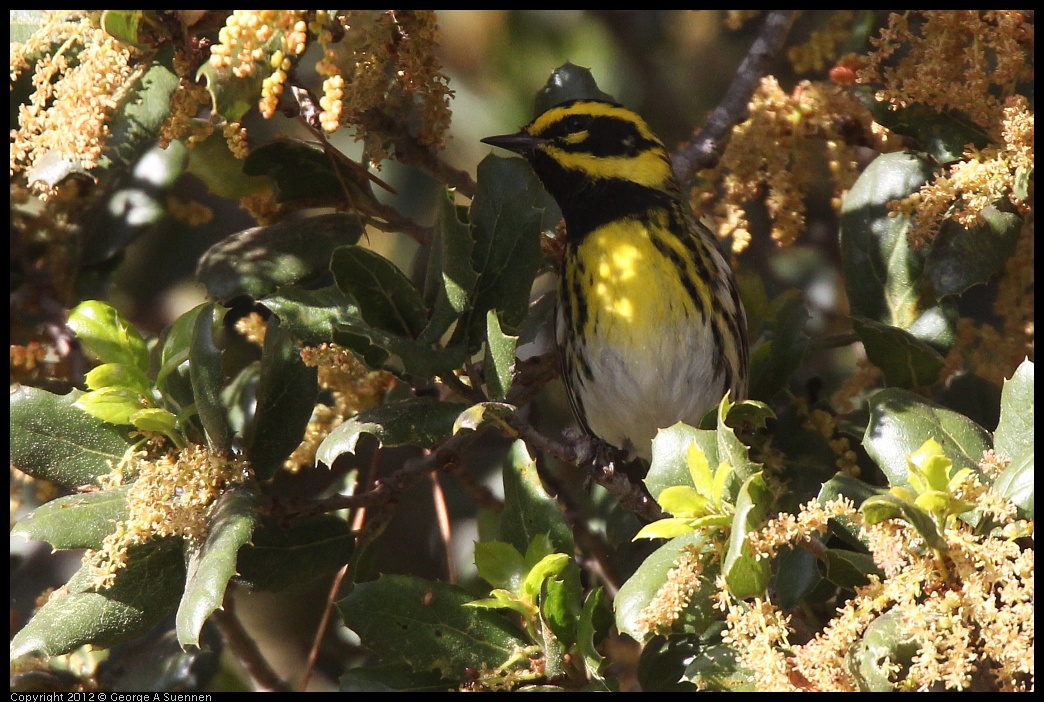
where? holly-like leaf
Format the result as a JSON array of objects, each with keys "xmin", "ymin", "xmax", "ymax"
[
  {"xmin": 926, "ymin": 207, "xmax": 1022, "ymax": 297},
  {"xmin": 722, "ymin": 472, "xmax": 772, "ymax": 599},
  {"xmin": 190, "ymin": 303, "xmax": 234, "ymax": 454},
  {"xmin": 10, "ymin": 539, "xmax": 186, "ymax": 659},
  {"xmin": 177, "ymin": 485, "xmax": 258, "ymax": 648},
  {"xmin": 12, "ymin": 485, "xmax": 131, "ymax": 550},
  {"xmin": 10, "ymin": 386, "xmax": 132, "ymax": 488},
  {"xmin": 484, "ymin": 310, "xmax": 517, "ymax": 401},
  {"xmin": 245, "ymin": 317, "xmax": 318, "ymax": 480},
  {"xmin": 235, "ymin": 514, "xmax": 354, "ymax": 592},
  {"xmin": 864, "ymin": 388, "xmax": 991, "ymax": 487},
  {"xmin": 500, "ymin": 440, "xmax": 574, "ymax": 557},
  {"xmin": 197, "ymin": 213, "xmax": 364, "ymax": 301},
  {"xmin": 852, "ymin": 317, "xmax": 945, "ymax": 388},
  {"xmin": 340, "ymin": 575, "xmax": 528, "ymax": 676},
  {"xmin": 316, "ymin": 398, "xmax": 469, "ymax": 466},
  {"xmin": 419, "ymin": 191, "xmax": 478, "ymax": 346},
  {"xmin": 994, "ymin": 359, "xmax": 1034, "ymax": 464},
  {"xmin": 68, "ymin": 300, "xmax": 150, "ymax": 372}
]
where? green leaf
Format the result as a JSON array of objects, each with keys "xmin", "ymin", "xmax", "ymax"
[
  {"xmin": 647, "ymin": 423, "xmax": 718, "ymax": 500},
  {"xmin": 260, "ymin": 285, "xmax": 363, "ymax": 345},
  {"xmin": 332, "ymin": 319, "xmax": 466, "ymax": 378},
  {"xmin": 340, "ymin": 575, "xmax": 528, "ymax": 675},
  {"xmin": 157, "ymin": 304, "xmax": 206, "ymax": 413},
  {"xmin": 847, "ymin": 609, "xmax": 921, "ymax": 692},
  {"xmin": 317, "ymin": 398, "xmax": 469, "ymax": 465},
  {"xmin": 452, "ymin": 401, "xmax": 515, "ymax": 434},
  {"xmin": 195, "ymin": 28, "xmax": 282, "ymax": 122},
  {"xmin": 682, "ymin": 642, "xmax": 753, "ymax": 692},
  {"xmin": 177, "ymin": 485, "xmax": 258, "ymax": 648},
  {"xmin": 824, "ymin": 548, "xmax": 880, "ymax": 589},
  {"xmin": 190, "ymin": 303, "xmax": 234, "ymax": 454},
  {"xmin": 10, "ymin": 539, "xmax": 186, "ymax": 659},
  {"xmin": 331, "ymin": 245, "xmax": 429, "ymax": 338},
  {"xmin": 521, "ymin": 552, "xmax": 571, "ymax": 603},
  {"xmin": 242, "ymin": 139, "xmax": 383, "ymax": 207},
  {"xmin": 418, "ymin": 191, "xmax": 477, "ymax": 345},
  {"xmin": 500, "ymin": 440, "xmax": 574, "ymax": 556},
  {"xmin": 860, "ymin": 493, "xmax": 947, "ymax": 551},
  {"xmin": 235, "ymin": 514, "xmax": 354, "ymax": 592},
  {"xmin": 772, "ymin": 546, "xmax": 821, "ymax": 608},
  {"xmin": 533, "ymin": 62, "xmax": 617, "ymax": 117},
  {"xmin": 245, "ymin": 317, "xmax": 319, "ymax": 481},
  {"xmin": 540, "ymin": 561, "xmax": 583, "ymax": 649},
  {"xmin": 130, "ymin": 407, "xmax": 180, "ymax": 436},
  {"xmin": 839, "ymin": 151, "xmax": 945, "ymax": 333},
  {"xmin": 925, "ymin": 207, "xmax": 1022, "ymax": 297},
  {"xmin": 474, "ymin": 541, "xmax": 526, "ymax": 592},
  {"xmin": 340, "ymin": 664, "xmax": 454, "ymax": 692},
  {"xmin": 75, "ymin": 387, "xmax": 148, "ymax": 427},
  {"xmin": 484, "ymin": 310, "xmax": 517, "ymax": 401},
  {"xmin": 722, "ymin": 472, "xmax": 772, "ymax": 599},
  {"xmin": 657, "ymin": 485, "xmax": 711, "ymax": 517},
  {"xmin": 84, "ymin": 362, "xmax": 154, "ymax": 398},
  {"xmin": 68, "ymin": 300, "xmax": 150, "ymax": 372},
  {"xmin": 716, "ymin": 397, "xmax": 766, "ymax": 489},
  {"xmin": 747, "ymin": 290, "xmax": 810, "ymax": 402},
  {"xmin": 852, "ymin": 317, "xmax": 945, "ymax": 388},
  {"xmin": 994, "ymin": 452, "xmax": 1033, "ymax": 519},
  {"xmin": 100, "ymin": 10, "xmax": 154, "ymax": 48},
  {"xmin": 614, "ymin": 532, "xmax": 718, "ymax": 642},
  {"xmin": 12, "ymin": 485, "xmax": 131, "ymax": 550},
  {"xmin": 197, "ymin": 213, "xmax": 364, "ymax": 301},
  {"xmin": 576, "ymin": 588, "xmax": 612, "ymax": 687},
  {"xmin": 10, "ymin": 386, "xmax": 131, "ymax": 488},
  {"xmin": 864, "ymin": 388, "xmax": 992, "ymax": 488},
  {"xmin": 994, "ymin": 359, "xmax": 1034, "ymax": 464},
  {"xmin": 457, "ymin": 155, "xmax": 544, "ymax": 348},
  {"xmin": 633, "ymin": 517, "xmax": 699, "ymax": 541}
]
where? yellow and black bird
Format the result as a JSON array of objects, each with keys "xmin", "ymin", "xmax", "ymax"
[{"xmin": 483, "ymin": 99, "xmax": 748, "ymax": 462}]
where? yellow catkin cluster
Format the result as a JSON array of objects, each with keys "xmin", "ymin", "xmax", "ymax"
[
  {"xmin": 698, "ymin": 76, "xmax": 896, "ymax": 253},
  {"xmin": 310, "ymin": 10, "xmax": 453, "ymax": 163},
  {"xmin": 10, "ymin": 12, "xmax": 137, "ymax": 187},
  {"xmin": 632, "ymin": 544, "xmax": 706, "ymax": 639},
  {"xmin": 862, "ymin": 11, "xmax": 1034, "ymax": 250},
  {"xmin": 286, "ymin": 343, "xmax": 394, "ymax": 472},
  {"xmin": 86, "ymin": 445, "xmax": 252, "ymax": 589},
  {"xmin": 713, "ymin": 477, "xmax": 1033, "ymax": 691}
]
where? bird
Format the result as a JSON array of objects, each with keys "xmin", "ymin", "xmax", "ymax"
[{"xmin": 482, "ymin": 99, "xmax": 748, "ymax": 463}]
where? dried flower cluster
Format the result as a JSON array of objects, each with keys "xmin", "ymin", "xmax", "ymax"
[
  {"xmin": 86, "ymin": 445, "xmax": 252, "ymax": 589},
  {"xmin": 10, "ymin": 11, "xmax": 137, "ymax": 186},
  {"xmin": 697, "ymin": 76, "xmax": 897, "ymax": 252},
  {"xmin": 713, "ymin": 475, "xmax": 1033, "ymax": 691}
]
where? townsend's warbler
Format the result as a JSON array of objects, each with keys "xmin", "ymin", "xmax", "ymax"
[{"xmin": 483, "ymin": 99, "xmax": 748, "ymax": 462}]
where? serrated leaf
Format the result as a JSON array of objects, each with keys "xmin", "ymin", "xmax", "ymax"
[
  {"xmin": 316, "ymin": 398, "xmax": 469, "ymax": 466},
  {"xmin": 12, "ymin": 485, "xmax": 131, "ymax": 550},
  {"xmin": 521, "ymin": 552, "xmax": 571, "ymax": 603},
  {"xmin": 864, "ymin": 388, "xmax": 991, "ymax": 487},
  {"xmin": 722, "ymin": 472, "xmax": 772, "ymax": 599},
  {"xmin": 657, "ymin": 486, "xmax": 711, "ymax": 518},
  {"xmin": 541, "ymin": 563, "xmax": 582, "ymax": 650},
  {"xmin": 340, "ymin": 575, "xmax": 527, "ymax": 675},
  {"xmin": 10, "ymin": 539, "xmax": 186, "ymax": 659},
  {"xmin": 331, "ymin": 245, "xmax": 428, "ymax": 338},
  {"xmin": 130, "ymin": 407, "xmax": 179, "ymax": 436},
  {"xmin": 716, "ymin": 396, "xmax": 762, "ymax": 489},
  {"xmin": 260, "ymin": 285, "xmax": 362, "ymax": 345},
  {"xmin": 332, "ymin": 318, "xmax": 466, "ymax": 378},
  {"xmin": 647, "ymin": 423, "xmax": 718, "ymax": 500},
  {"xmin": 839, "ymin": 151, "xmax": 941, "ymax": 331},
  {"xmin": 576, "ymin": 588, "xmax": 612, "ymax": 687},
  {"xmin": 993, "ymin": 452, "xmax": 1033, "ymax": 519},
  {"xmin": 457, "ymin": 155, "xmax": 544, "ymax": 349},
  {"xmin": 747, "ymin": 290, "xmax": 810, "ymax": 402},
  {"xmin": 75, "ymin": 387, "xmax": 149, "ymax": 427},
  {"xmin": 500, "ymin": 440, "xmax": 574, "ymax": 556},
  {"xmin": 68, "ymin": 300, "xmax": 150, "ymax": 372},
  {"xmin": 197, "ymin": 213, "xmax": 364, "ymax": 301},
  {"xmin": 235, "ymin": 514, "xmax": 354, "ymax": 592},
  {"xmin": 10, "ymin": 386, "xmax": 132, "ymax": 488},
  {"xmin": 633, "ymin": 517, "xmax": 698, "ymax": 541},
  {"xmin": 925, "ymin": 207, "xmax": 1022, "ymax": 297},
  {"xmin": 852, "ymin": 316, "xmax": 945, "ymax": 388},
  {"xmin": 245, "ymin": 317, "xmax": 318, "ymax": 480},
  {"xmin": 84, "ymin": 362, "xmax": 154, "ymax": 397},
  {"xmin": 178, "ymin": 485, "xmax": 258, "ymax": 648},
  {"xmin": 614, "ymin": 532, "xmax": 718, "ymax": 642},
  {"xmin": 340, "ymin": 664, "xmax": 454, "ymax": 692},
  {"xmin": 860, "ymin": 493, "xmax": 947, "ymax": 551},
  {"xmin": 418, "ymin": 190, "xmax": 477, "ymax": 345},
  {"xmin": 484, "ymin": 310, "xmax": 517, "ymax": 401},
  {"xmin": 190, "ymin": 303, "xmax": 234, "ymax": 454},
  {"xmin": 994, "ymin": 359, "xmax": 1034, "ymax": 463},
  {"xmin": 474, "ymin": 541, "xmax": 526, "ymax": 592},
  {"xmin": 452, "ymin": 401, "xmax": 515, "ymax": 434}
]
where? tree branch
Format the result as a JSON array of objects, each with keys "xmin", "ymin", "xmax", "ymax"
[{"xmin": 672, "ymin": 10, "xmax": 799, "ymax": 181}]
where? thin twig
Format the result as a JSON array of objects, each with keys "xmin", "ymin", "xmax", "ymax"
[
  {"xmin": 212, "ymin": 597, "xmax": 292, "ymax": 692},
  {"xmin": 672, "ymin": 10, "xmax": 799, "ymax": 182}
]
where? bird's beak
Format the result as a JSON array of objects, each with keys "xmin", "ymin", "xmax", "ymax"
[{"xmin": 481, "ymin": 132, "xmax": 547, "ymax": 154}]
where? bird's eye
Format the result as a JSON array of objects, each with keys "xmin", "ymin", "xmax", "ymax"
[{"xmin": 565, "ymin": 114, "xmax": 589, "ymax": 132}]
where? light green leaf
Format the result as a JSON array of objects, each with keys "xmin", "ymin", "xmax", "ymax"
[
  {"xmin": 68, "ymin": 300, "xmax": 150, "ymax": 372},
  {"xmin": 474, "ymin": 541, "xmax": 526, "ymax": 592}
]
